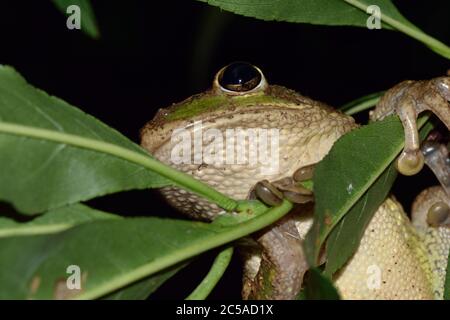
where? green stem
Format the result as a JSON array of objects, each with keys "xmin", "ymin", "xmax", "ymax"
[
  {"xmin": 344, "ymin": 97, "xmax": 380, "ymax": 116},
  {"xmin": 445, "ymin": 252, "xmax": 450, "ymax": 299},
  {"xmin": 186, "ymin": 246, "xmax": 234, "ymax": 300},
  {"xmin": 0, "ymin": 223, "xmax": 72, "ymax": 237},
  {"xmin": 341, "ymin": 92, "xmax": 383, "ymax": 115},
  {"xmin": 344, "ymin": 0, "xmax": 450, "ymax": 60},
  {"xmin": 0, "ymin": 122, "xmax": 237, "ymax": 212}
]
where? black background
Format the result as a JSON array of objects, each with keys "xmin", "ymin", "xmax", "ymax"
[{"xmin": 1, "ymin": 0, "xmax": 449, "ymax": 299}]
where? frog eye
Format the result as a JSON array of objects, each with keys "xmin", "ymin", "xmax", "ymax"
[{"xmin": 215, "ymin": 62, "xmax": 267, "ymax": 94}]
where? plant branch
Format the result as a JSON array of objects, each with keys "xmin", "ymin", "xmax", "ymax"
[{"xmin": 186, "ymin": 246, "xmax": 234, "ymax": 300}]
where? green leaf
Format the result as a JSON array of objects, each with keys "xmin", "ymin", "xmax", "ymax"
[
  {"xmin": 52, "ymin": 0, "xmax": 100, "ymax": 39},
  {"xmin": 322, "ymin": 92, "xmax": 428, "ymax": 276},
  {"xmin": 304, "ymin": 267, "xmax": 340, "ymax": 300},
  {"xmin": 322, "ymin": 119, "xmax": 433, "ymax": 275},
  {"xmin": 324, "ymin": 163, "xmax": 397, "ymax": 275},
  {"xmin": 196, "ymin": 0, "xmax": 450, "ymax": 59},
  {"xmin": 197, "ymin": 0, "xmax": 376, "ymax": 26},
  {"xmin": 103, "ymin": 263, "xmax": 187, "ymax": 300},
  {"xmin": 0, "ymin": 65, "xmax": 237, "ymax": 214},
  {"xmin": 0, "ymin": 203, "xmax": 118, "ymax": 237},
  {"xmin": 299, "ymin": 180, "xmax": 314, "ymax": 192},
  {"xmin": 304, "ymin": 116, "xmax": 431, "ymax": 266},
  {"xmin": 0, "ymin": 204, "xmax": 188, "ymax": 300},
  {"xmin": 0, "ymin": 200, "xmax": 292, "ymax": 299},
  {"xmin": 341, "ymin": 91, "xmax": 384, "ymax": 115},
  {"xmin": 444, "ymin": 252, "xmax": 450, "ymax": 300},
  {"xmin": 0, "ymin": 65, "xmax": 172, "ymax": 214}
]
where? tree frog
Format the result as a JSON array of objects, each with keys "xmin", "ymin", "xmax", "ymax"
[{"xmin": 141, "ymin": 62, "xmax": 450, "ymax": 299}]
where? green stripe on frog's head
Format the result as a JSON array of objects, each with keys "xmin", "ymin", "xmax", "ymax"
[{"xmin": 162, "ymin": 90, "xmax": 293, "ymax": 122}]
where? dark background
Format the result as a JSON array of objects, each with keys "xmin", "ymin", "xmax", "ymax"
[{"xmin": 1, "ymin": 0, "xmax": 449, "ymax": 299}]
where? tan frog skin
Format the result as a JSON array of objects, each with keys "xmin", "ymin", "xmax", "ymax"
[{"xmin": 141, "ymin": 63, "xmax": 450, "ymax": 300}]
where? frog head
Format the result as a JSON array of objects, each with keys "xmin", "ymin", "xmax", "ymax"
[{"xmin": 140, "ymin": 62, "xmax": 356, "ymax": 220}]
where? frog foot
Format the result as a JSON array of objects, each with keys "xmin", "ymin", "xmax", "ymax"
[
  {"xmin": 249, "ymin": 164, "xmax": 315, "ymax": 206},
  {"xmin": 422, "ymin": 139, "xmax": 450, "ymax": 196},
  {"xmin": 370, "ymin": 77, "xmax": 450, "ymax": 176}
]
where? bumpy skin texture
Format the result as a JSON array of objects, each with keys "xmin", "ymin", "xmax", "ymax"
[
  {"xmin": 141, "ymin": 78, "xmax": 450, "ymax": 300},
  {"xmin": 332, "ymin": 188, "xmax": 450, "ymax": 299},
  {"xmin": 412, "ymin": 186, "xmax": 450, "ymax": 298},
  {"xmin": 334, "ymin": 197, "xmax": 436, "ymax": 299},
  {"xmin": 141, "ymin": 86, "xmax": 356, "ymax": 220}
]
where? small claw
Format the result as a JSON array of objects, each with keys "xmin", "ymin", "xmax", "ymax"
[
  {"xmin": 254, "ymin": 180, "xmax": 283, "ymax": 206},
  {"xmin": 293, "ymin": 164, "xmax": 315, "ymax": 182},
  {"xmin": 282, "ymin": 191, "xmax": 314, "ymax": 204}
]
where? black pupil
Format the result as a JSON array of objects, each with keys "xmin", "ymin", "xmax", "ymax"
[{"xmin": 218, "ymin": 62, "xmax": 261, "ymax": 92}]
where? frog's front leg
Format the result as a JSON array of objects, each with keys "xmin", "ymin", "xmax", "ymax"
[
  {"xmin": 370, "ymin": 77, "xmax": 450, "ymax": 176},
  {"xmin": 250, "ymin": 164, "xmax": 315, "ymax": 205},
  {"xmin": 243, "ymin": 165, "xmax": 316, "ymax": 299}
]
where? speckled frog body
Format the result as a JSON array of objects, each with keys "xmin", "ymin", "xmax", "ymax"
[{"xmin": 141, "ymin": 62, "xmax": 450, "ymax": 299}]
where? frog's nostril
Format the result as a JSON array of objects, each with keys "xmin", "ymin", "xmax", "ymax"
[{"xmin": 218, "ymin": 62, "xmax": 263, "ymax": 93}]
